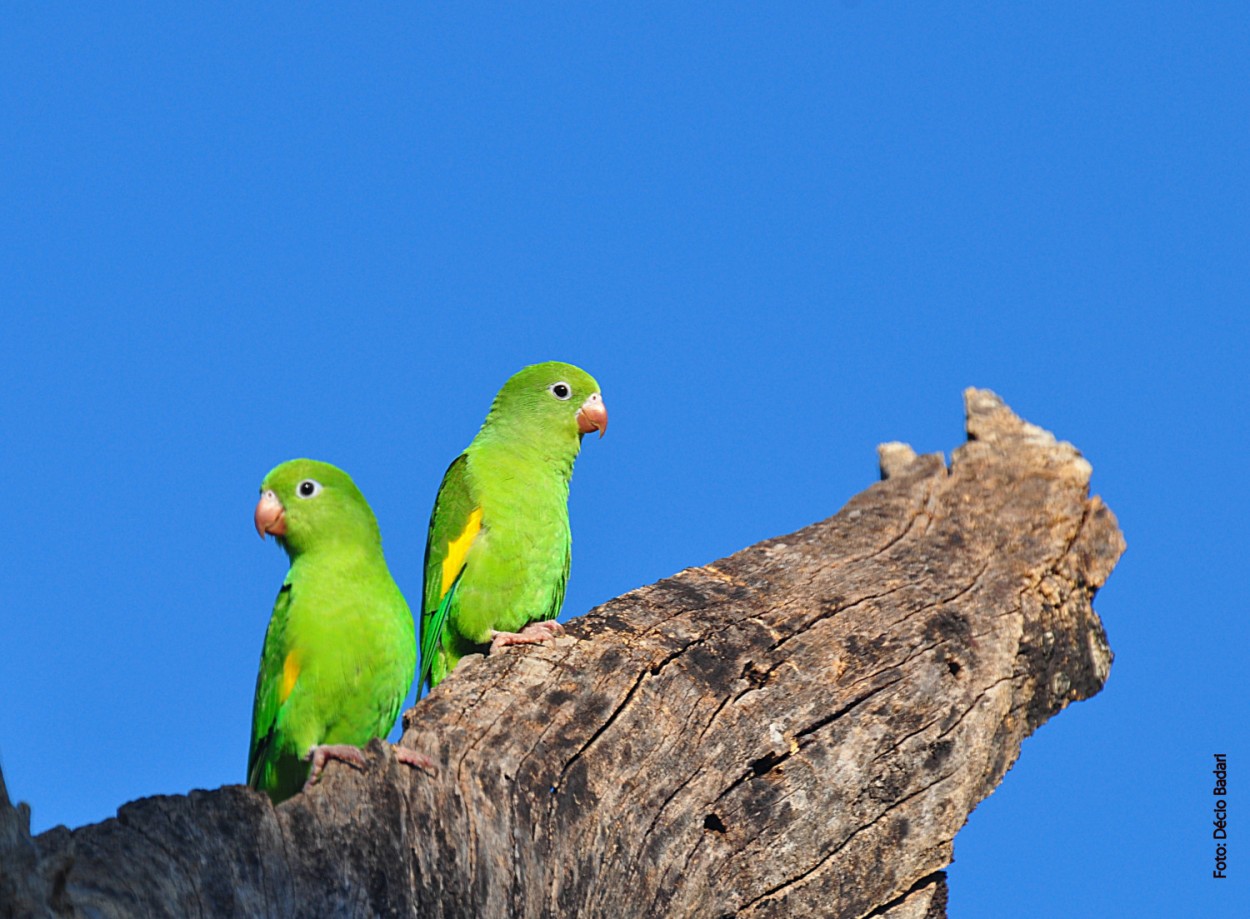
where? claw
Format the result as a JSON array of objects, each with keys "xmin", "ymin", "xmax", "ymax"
[
  {"xmin": 303, "ymin": 743, "xmax": 367, "ymax": 789},
  {"xmin": 394, "ymin": 746, "xmax": 438, "ymax": 776},
  {"xmin": 489, "ymin": 620, "xmax": 565, "ymax": 652}
]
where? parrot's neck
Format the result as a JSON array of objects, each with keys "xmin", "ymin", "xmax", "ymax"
[
  {"xmin": 285, "ymin": 540, "xmax": 390, "ymax": 577},
  {"xmin": 471, "ymin": 420, "xmax": 581, "ymax": 483}
]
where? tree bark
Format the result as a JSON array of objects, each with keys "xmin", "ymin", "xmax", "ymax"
[{"xmin": 0, "ymin": 389, "xmax": 1123, "ymax": 919}]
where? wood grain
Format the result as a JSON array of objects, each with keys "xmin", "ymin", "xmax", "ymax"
[{"xmin": 0, "ymin": 390, "xmax": 1123, "ymax": 918}]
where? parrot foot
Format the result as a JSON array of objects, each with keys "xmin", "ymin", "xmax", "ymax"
[
  {"xmin": 489, "ymin": 620, "xmax": 565, "ymax": 652},
  {"xmin": 304, "ymin": 743, "xmax": 367, "ymax": 789},
  {"xmin": 393, "ymin": 745, "xmax": 438, "ymax": 776}
]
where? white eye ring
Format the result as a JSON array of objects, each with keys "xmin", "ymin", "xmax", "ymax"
[
  {"xmin": 296, "ymin": 479, "xmax": 323, "ymax": 499},
  {"xmin": 548, "ymin": 381, "xmax": 572, "ymax": 400}
]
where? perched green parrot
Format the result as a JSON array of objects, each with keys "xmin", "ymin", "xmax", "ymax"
[
  {"xmin": 248, "ymin": 458, "xmax": 431, "ymax": 804},
  {"xmin": 420, "ymin": 361, "xmax": 608, "ymax": 692}
]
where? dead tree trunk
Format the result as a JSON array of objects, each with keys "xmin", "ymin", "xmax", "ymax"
[{"xmin": 1, "ymin": 390, "xmax": 1123, "ymax": 918}]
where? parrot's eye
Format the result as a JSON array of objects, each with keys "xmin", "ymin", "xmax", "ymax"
[
  {"xmin": 549, "ymin": 382, "xmax": 572, "ymax": 400},
  {"xmin": 296, "ymin": 479, "xmax": 323, "ymax": 499}
]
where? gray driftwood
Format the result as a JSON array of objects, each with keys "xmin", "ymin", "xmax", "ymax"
[{"xmin": 1, "ymin": 390, "xmax": 1123, "ymax": 918}]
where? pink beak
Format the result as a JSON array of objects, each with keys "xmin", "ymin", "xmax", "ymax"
[
  {"xmin": 254, "ymin": 490, "xmax": 287, "ymax": 539},
  {"xmin": 576, "ymin": 393, "xmax": 608, "ymax": 438}
]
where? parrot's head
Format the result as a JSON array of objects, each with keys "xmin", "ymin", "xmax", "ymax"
[
  {"xmin": 486, "ymin": 361, "xmax": 607, "ymax": 445},
  {"xmin": 254, "ymin": 458, "xmax": 381, "ymax": 556}
]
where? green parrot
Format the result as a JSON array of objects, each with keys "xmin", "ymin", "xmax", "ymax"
[
  {"xmin": 419, "ymin": 361, "xmax": 608, "ymax": 692},
  {"xmin": 248, "ymin": 458, "xmax": 431, "ymax": 804}
]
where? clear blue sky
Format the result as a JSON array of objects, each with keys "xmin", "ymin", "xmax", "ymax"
[{"xmin": 1, "ymin": 4, "xmax": 1245, "ymax": 915}]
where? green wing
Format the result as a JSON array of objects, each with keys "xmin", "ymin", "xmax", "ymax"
[
  {"xmin": 247, "ymin": 578, "xmax": 294, "ymax": 791},
  {"xmin": 420, "ymin": 454, "xmax": 482, "ymax": 692}
]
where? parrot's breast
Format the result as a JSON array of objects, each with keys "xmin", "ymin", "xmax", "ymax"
[{"xmin": 452, "ymin": 465, "xmax": 571, "ymax": 642}]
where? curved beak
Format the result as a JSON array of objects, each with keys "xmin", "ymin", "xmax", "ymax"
[
  {"xmin": 576, "ymin": 392, "xmax": 608, "ymax": 438},
  {"xmin": 254, "ymin": 490, "xmax": 287, "ymax": 539}
]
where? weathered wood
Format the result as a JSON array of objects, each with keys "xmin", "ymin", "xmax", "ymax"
[{"xmin": 0, "ymin": 390, "xmax": 1122, "ymax": 918}]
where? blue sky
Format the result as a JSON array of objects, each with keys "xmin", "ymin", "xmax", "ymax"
[{"xmin": 1, "ymin": 4, "xmax": 1245, "ymax": 915}]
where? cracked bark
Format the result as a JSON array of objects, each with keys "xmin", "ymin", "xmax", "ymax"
[{"xmin": 0, "ymin": 389, "xmax": 1123, "ymax": 919}]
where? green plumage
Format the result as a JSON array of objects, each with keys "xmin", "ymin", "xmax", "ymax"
[
  {"xmin": 420, "ymin": 362, "xmax": 605, "ymax": 691},
  {"xmin": 248, "ymin": 459, "xmax": 415, "ymax": 803}
]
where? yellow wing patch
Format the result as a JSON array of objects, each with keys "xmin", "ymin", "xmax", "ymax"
[
  {"xmin": 441, "ymin": 507, "xmax": 483, "ymax": 598},
  {"xmin": 280, "ymin": 650, "xmax": 301, "ymax": 704}
]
